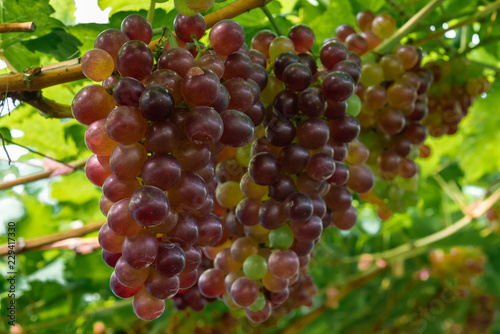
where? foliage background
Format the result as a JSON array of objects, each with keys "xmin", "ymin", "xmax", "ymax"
[{"xmin": 1, "ymin": 0, "xmax": 500, "ymax": 333}]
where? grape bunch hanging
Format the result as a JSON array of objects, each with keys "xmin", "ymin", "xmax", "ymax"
[{"xmin": 73, "ymin": 5, "xmax": 490, "ymax": 324}]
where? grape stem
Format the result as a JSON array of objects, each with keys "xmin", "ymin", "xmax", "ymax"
[
  {"xmin": 375, "ymin": 0, "xmax": 444, "ymax": 54},
  {"xmin": 261, "ymin": 6, "xmax": 283, "ymax": 36},
  {"xmin": 0, "ymin": 21, "xmax": 36, "ymax": 33},
  {"xmin": 147, "ymin": 0, "xmax": 156, "ymax": 24},
  {"xmin": 0, "ymin": 221, "xmax": 105, "ymax": 257},
  {"xmin": 165, "ymin": 27, "xmax": 179, "ymax": 49},
  {"xmin": 412, "ymin": 0, "xmax": 500, "ymax": 47}
]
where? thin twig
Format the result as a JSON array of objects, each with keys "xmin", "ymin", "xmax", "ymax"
[
  {"xmin": 433, "ymin": 174, "xmax": 468, "ymax": 213},
  {"xmin": 0, "ymin": 133, "xmax": 12, "ymax": 164},
  {"xmin": 261, "ymin": 6, "xmax": 283, "ymax": 36},
  {"xmin": 2, "ymin": 137, "xmax": 85, "ymax": 170}
]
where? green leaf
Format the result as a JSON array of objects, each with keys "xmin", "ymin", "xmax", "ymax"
[
  {"xmin": 0, "ymin": 127, "xmax": 12, "ymax": 141},
  {"xmin": 4, "ymin": 104, "xmax": 82, "ymax": 161},
  {"xmin": 28, "ymin": 257, "xmax": 66, "ymax": 285},
  {"xmin": 0, "ymin": 0, "xmax": 75, "ymax": 71},
  {"xmin": 15, "ymin": 195, "xmax": 59, "ymax": 240},
  {"xmin": 49, "ymin": 0, "xmax": 77, "ymax": 25},
  {"xmin": 21, "ymin": 29, "xmax": 82, "ymax": 62},
  {"xmin": 300, "ymin": 0, "xmax": 356, "ymax": 49},
  {"xmin": 51, "ymin": 172, "xmax": 101, "ymax": 206}
]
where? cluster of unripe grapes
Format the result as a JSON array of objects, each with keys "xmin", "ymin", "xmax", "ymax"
[
  {"xmin": 429, "ymin": 247, "xmax": 496, "ymax": 333},
  {"xmin": 429, "ymin": 247, "xmax": 485, "ymax": 294},
  {"xmin": 424, "ymin": 58, "xmax": 491, "ymax": 137},
  {"xmin": 332, "ymin": 10, "xmax": 490, "ymax": 220}
]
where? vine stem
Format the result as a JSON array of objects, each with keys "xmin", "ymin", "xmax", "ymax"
[
  {"xmin": 0, "ymin": 58, "xmax": 85, "ymax": 92},
  {"xmin": 375, "ymin": 0, "xmax": 444, "ymax": 54},
  {"xmin": 0, "ymin": 22, "xmax": 36, "ymax": 33},
  {"xmin": 341, "ymin": 186, "xmax": 500, "ymax": 264},
  {"xmin": 261, "ymin": 6, "xmax": 283, "ymax": 36},
  {"xmin": 0, "ymin": 221, "xmax": 105, "ymax": 257},
  {"xmin": 413, "ymin": 0, "xmax": 500, "ymax": 47},
  {"xmin": 6, "ymin": 90, "xmax": 72, "ymax": 118}
]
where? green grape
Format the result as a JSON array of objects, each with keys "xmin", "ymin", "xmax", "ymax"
[
  {"xmin": 242, "ymin": 255, "xmax": 268, "ymax": 280},
  {"xmin": 260, "ymin": 74, "xmax": 283, "ymax": 104},
  {"xmin": 216, "ymin": 181, "xmax": 245, "ymax": 208},
  {"xmin": 185, "ymin": 0, "xmax": 214, "ymax": 13},
  {"xmin": 248, "ymin": 293, "xmax": 266, "ymax": 312},
  {"xmin": 236, "ymin": 143, "xmax": 252, "ymax": 167},
  {"xmin": 360, "ymin": 63, "xmax": 384, "ymax": 86},
  {"xmin": 346, "ymin": 94, "xmax": 361, "ymax": 117},
  {"xmin": 174, "ymin": 0, "xmax": 198, "ymax": 16},
  {"xmin": 269, "ymin": 225, "xmax": 294, "ymax": 250},
  {"xmin": 269, "ymin": 36, "xmax": 295, "ymax": 61}
]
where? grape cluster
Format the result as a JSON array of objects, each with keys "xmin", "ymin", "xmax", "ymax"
[
  {"xmin": 74, "ymin": 7, "xmax": 377, "ymax": 322},
  {"xmin": 321, "ymin": 10, "xmax": 431, "ymax": 219},
  {"xmin": 429, "ymin": 247, "xmax": 496, "ymax": 333},
  {"xmin": 429, "ymin": 247, "xmax": 485, "ymax": 294},
  {"xmin": 341, "ymin": 11, "xmax": 492, "ymax": 220},
  {"xmin": 76, "ymin": 13, "xmax": 261, "ymax": 321},
  {"xmin": 424, "ymin": 58, "xmax": 490, "ymax": 137}
]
